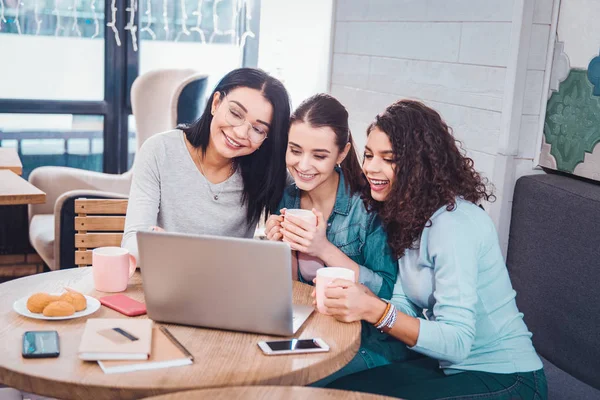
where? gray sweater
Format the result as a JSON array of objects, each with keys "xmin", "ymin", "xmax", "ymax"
[{"xmin": 122, "ymin": 130, "xmax": 255, "ymax": 261}]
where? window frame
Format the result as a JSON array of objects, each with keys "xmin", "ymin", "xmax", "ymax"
[{"xmin": 0, "ymin": 0, "xmax": 260, "ymax": 174}]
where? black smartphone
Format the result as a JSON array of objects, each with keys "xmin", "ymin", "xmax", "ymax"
[{"xmin": 22, "ymin": 331, "xmax": 60, "ymax": 358}]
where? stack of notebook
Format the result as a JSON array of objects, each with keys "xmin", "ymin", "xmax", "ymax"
[{"xmin": 78, "ymin": 319, "xmax": 193, "ymax": 374}]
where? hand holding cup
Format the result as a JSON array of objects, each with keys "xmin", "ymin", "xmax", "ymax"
[
  {"xmin": 315, "ymin": 267, "xmax": 355, "ymax": 315},
  {"xmin": 265, "ymin": 209, "xmax": 286, "ymax": 241}
]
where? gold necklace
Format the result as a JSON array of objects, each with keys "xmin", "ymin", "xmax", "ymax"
[{"xmin": 195, "ymin": 148, "xmax": 235, "ymax": 201}]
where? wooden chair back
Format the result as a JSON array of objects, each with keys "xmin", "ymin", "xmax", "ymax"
[{"xmin": 74, "ymin": 198, "xmax": 128, "ymax": 267}]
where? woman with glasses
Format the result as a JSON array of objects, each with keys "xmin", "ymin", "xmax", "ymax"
[{"xmin": 122, "ymin": 68, "xmax": 291, "ymax": 262}]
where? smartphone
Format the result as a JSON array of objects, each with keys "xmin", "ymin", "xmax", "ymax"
[
  {"xmin": 22, "ymin": 331, "xmax": 60, "ymax": 358},
  {"xmin": 99, "ymin": 294, "xmax": 147, "ymax": 316},
  {"xmin": 257, "ymin": 338, "xmax": 329, "ymax": 355}
]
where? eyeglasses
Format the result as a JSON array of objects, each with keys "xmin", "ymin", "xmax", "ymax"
[{"xmin": 220, "ymin": 94, "xmax": 269, "ymax": 144}]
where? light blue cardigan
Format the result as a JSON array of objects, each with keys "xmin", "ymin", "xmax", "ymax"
[{"xmin": 392, "ymin": 198, "xmax": 543, "ymax": 374}]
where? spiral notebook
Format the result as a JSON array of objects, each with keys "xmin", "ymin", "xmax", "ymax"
[{"xmin": 98, "ymin": 326, "xmax": 193, "ymax": 374}]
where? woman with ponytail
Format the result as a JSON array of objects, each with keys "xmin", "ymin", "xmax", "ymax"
[{"xmin": 265, "ymin": 93, "xmax": 397, "ymax": 299}]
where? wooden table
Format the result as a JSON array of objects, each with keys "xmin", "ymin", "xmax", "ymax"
[
  {"xmin": 0, "ymin": 148, "xmax": 23, "ymax": 176},
  {"xmin": 142, "ymin": 386, "xmax": 397, "ymax": 399},
  {"xmin": 0, "ymin": 169, "xmax": 46, "ymax": 281},
  {"xmin": 0, "ymin": 170, "xmax": 46, "ymax": 206},
  {"xmin": 0, "ymin": 268, "xmax": 361, "ymax": 400}
]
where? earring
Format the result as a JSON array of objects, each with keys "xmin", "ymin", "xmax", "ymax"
[{"xmin": 337, "ymin": 163, "xmax": 341, "ymax": 168}]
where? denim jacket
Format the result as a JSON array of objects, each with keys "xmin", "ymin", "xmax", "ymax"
[{"xmin": 276, "ymin": 169, "xmax": 397, "ymax": 299}]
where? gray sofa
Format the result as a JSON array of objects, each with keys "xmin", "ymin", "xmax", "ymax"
[
  {"xmin": 0, "ymin": 388, "xmax": 21, "ymax": 400},
  {"xmin": 507, "ymin": 173, "xmax": 600, "ymax": 399}
]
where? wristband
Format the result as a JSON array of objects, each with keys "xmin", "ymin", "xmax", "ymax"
[
  {"xmin": 374, "ymin": 301, "xmax": 391, "ymax": 327},
  {"xmin": 381, "ymin": 303, "xmax": 397, "ymax": 334}
]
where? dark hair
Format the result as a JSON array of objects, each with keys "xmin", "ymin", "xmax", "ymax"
[
  {"xmin": 363, "ymin": 99, "xmax": 495, "ymax": 259},
  {"xmin": 290, "ymin": 93, "xmax": 363, "ymax": 194},
  {"xmin": 180, "ymin": 68, "xmax": 291, "ymax": 224}
]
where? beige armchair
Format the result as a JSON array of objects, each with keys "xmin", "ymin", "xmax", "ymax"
[{"xmin": 28, "ymin": 69, "xmax": 208, "ymax": 270}]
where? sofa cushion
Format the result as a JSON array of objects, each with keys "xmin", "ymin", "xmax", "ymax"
[
  {"xmin": 28, "ymin": 214, "xmax": 55, "ymax": 270},
  {"xmin": 540, "ymin": 355, "xmax": 600, "ymax": 399},
  {"xmin": 507, "ymin": 173, "xmax": 600, "ymax": 391}
]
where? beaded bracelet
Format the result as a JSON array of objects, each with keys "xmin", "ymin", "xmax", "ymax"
[
  {"xmin": 374, "ymin": 301, "xmax": 391, "ymax": 328},
  {"xmin": 375, "ymin": 300, "xmax": 392, "ymax": 330},
  {"xmin": 381, "ymin": 304, "xmax": 397, "ymax": 333},
  {"xmin": 375, "ymin": 302, "xmax": 397, "ymax": 333},
  {"xmin": 375, "ymin": 307, "xmax": 392, "ymax": 330}
]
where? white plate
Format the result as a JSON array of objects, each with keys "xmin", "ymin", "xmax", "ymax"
[{"xmin": 13, "ymin": 293, "xmax": 101, "ymax": 321}]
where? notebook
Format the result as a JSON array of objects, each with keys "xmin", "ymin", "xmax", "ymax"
[
  {"xmin": 78, "ymin": 318, "xmax": 153, "ymax": 361},
  {"xmin": 98, "ymin": 326, "xmax": 193, "ymax": 374}
]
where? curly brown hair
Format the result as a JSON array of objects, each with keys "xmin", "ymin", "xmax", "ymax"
[{"xmin": 363, "ymin": 100, "xmax": 495, "ymax": 259}]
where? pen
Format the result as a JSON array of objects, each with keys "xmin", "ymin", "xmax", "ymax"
[{"xmin": 160, "ymin": 326, "xmax": 194, "ymax": 362}]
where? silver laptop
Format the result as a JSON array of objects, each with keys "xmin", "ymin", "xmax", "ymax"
[{"xmin": 136, "ymin": 230, "xmax": 313, "ymax": 336}]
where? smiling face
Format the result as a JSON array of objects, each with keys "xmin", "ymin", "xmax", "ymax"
[
  {"xmin": 286, "ymin": 121, "xmax": 349, "ymax": 192},
  {"xmin": 209, "ymin": 87, "xmax": 273, "ymax": 159},
  {"xmin": 362, "ymin": 127, "xmax": 396, "ymax": 201}
]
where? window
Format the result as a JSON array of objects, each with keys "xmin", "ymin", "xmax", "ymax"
[
  {"xmin": 0, "ymin": 114, "xmax": 104, "ymax": 179},
  {"xmin": 0, "ymin": 0, "xmax": 259, "ymax": 174}
]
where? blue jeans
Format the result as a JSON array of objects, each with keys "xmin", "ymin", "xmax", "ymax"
[
  {"xmin": 327, "ymin": 357, "xmax": 548, "ymax": 400},
  {"xmin": 311, "ymin": 322, "xmax": 421, "ymax": 387},
  {"xmin": 310, "ymin": 346, "xmax": 391, "ymax": 387}
]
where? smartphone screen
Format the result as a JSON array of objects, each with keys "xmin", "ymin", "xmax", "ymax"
[
  {"xmin": 265, "ymin": 339, "xmax": 323, "ymax": 352},
  {"xmin": 22, "ymin": 331, "xmax": 60, "ymax": 358}
]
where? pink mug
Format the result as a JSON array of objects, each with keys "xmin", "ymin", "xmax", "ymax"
[{"xmin": 92, "ymin": 247, "xmax": 137, "ymax": 292}]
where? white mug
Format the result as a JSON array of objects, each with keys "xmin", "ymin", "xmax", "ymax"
[
  {"xmin": 284, "ymin": 209, "xmax": 324, "ymax": 281},
  {"xmin": 315, "ymin": 267, "xmax": 355, "ymax": 314}
]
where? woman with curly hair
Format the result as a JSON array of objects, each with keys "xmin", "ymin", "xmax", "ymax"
[{"xmin": 322, "ymin": 100, "xmax": 547, "ymax": 399}]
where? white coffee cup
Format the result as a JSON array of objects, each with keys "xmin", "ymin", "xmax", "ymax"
[
  {"xmin": 284, "ymin": 209, "xmax": 324, "ymax": 281},
  {"xmin": 284, "ymin": 208, "xmax": 317, "ymax": 224},
  {"xmin": 316, "ymin": 267, "xmax": 356, "ymax": 314}
]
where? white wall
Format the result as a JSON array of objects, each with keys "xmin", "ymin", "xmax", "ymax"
[
  {"xmin": 257, "ymin": 0, "xmax": 334, "ymax": 109},
  {"xmin": 331, "ymin": 0, "xmax": 516, "ymax": 173},
  {"xmin": 557, "ymin": 0, "xmax": 600, "ymax": 69},
  {"xmin": 499, "ymin": 0, "xmax": 555, "ymax": 252},
  {"xmin": 514, "ymin": 0, "xmax": 554, "ymax": 174},
  {"xmin": 329, "ymin": 0, "xmax": 557, "ymax": 255}
]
